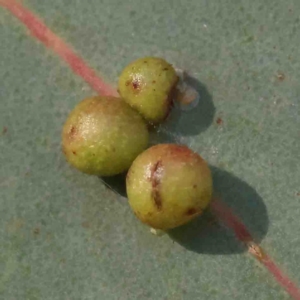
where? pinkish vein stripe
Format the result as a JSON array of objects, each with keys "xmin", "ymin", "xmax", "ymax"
[
  {"xmin": 0, "ymin": 0, "xmax": 117, "ymax": 97},
  {"xmin": 211, "ymin": 199, "xmax": 300, "ymax": 300}
]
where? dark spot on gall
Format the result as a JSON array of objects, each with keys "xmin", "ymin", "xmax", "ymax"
[
  {"xmin": 144, "ymin": 61, "xmax": 148, "ymax": 63},
  {"xmin": 163, "ymin": 68, "xmax": 169, "ymax": 71},
  {"xmin": 216, "ymin": 117, "xmax": 223, "ymax": 125},
  {"xmin": 152, "ymin": 80, "xmax": 156, "ymax": 84},
  {"xmin": 132, "ymin": 80, "xmax": 140, "ymax": 90},
  {"xmin": 153, "ymin": 89, "xmax": 156, "ymax": 91},
  {"xmin": 68, "ymin": 126, "xmax": 77, "ymax": 140},
  {"xmin": 150, "ymin": 161, "xmax": 163, "ymax": 210},
  {"xmin": 150, "ymin": 161, "xmax": 163, "ymax": 187},
  {"xmin": 186, "ymin": 208, "xmax": 198, "ymax": 216},
  {"xmin": 125, "ymin": 80, "xmax": 130, "ymax": 86},
  {"xmin": 72, "ymin": 151, "xmax": 77, "ymax": 155},
  {"xmin": 193, "ymin": 184, "xmax": 197, "ymax": 189},
  {"xmin": 152, "ymin": 192, "xmax": 162, "ymax": 211}
]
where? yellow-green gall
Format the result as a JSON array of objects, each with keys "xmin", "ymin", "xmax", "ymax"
[
  {"xmin": 62, "ymin": 96, "xmax": 149, "ymax": 176},
  {"xmin": 126, "ymin": 144, "xmax": 212, "ymax": 230},
  {"xmin": 118, "ymin": 57, "xmax": 178, "ymax": 124}
]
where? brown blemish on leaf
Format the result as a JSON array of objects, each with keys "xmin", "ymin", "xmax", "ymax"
[
  {"xmin": 2, "ymin": 127, "xmax": 8, "ymax": 135},
  {"xmin": 216, "ymin": 117, "xmax": 223, "ymax": 125},
  {"xmin": 33, "ymin": 227, "xmax": 40, "ymax": 235},
  {"xmin": 81, "ymin": 221, "xmax": 90, "ymax": 228},
  {"xmin": 163, "ymin": 67, "xmax": 169, "ymax": 71},
  {"xmin": 193, "ymin": 184, "xmax": 197, "ymax": 189},
  {"xmin": 72, "ymin": 151, "xmax": 77, "ymax": 155},
  {"xmin": 150, "ymin": 161, "xmax": 163, "ymax": 210},
  {"xmin": 152, "ymin": 80, "xmax": 156, "ymax": 84},
  {"xmin": 276, "ymin": 72, "xmax": 285, "ymax": 82}
]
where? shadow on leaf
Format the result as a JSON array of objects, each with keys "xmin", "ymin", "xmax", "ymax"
[
  {"xmin": 168, "ymin": 166, "xmax": 269, "ymax": 254},
  {"xmin": 163, "ymin": 75, "xmax": 215, "ymax": 136}
]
